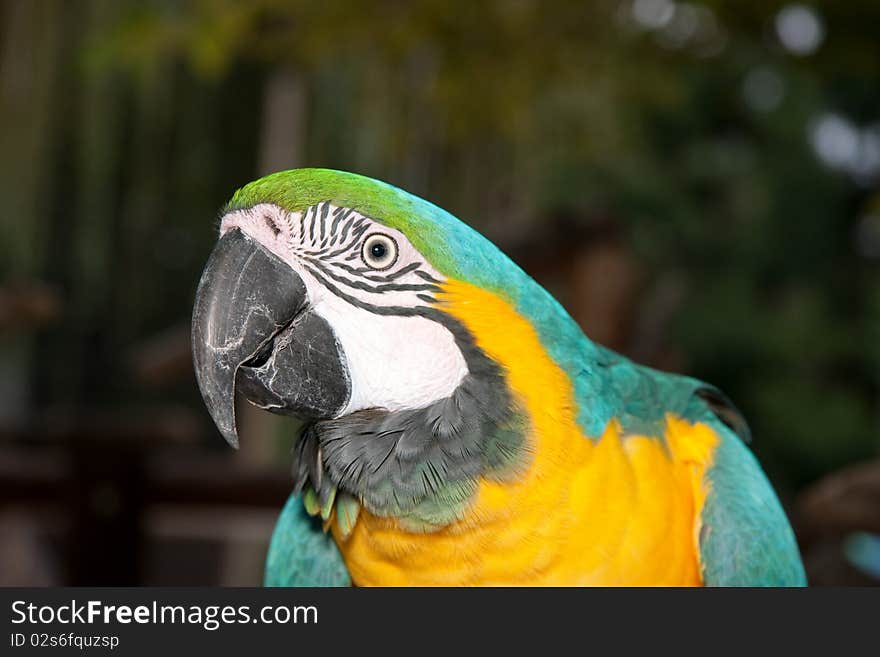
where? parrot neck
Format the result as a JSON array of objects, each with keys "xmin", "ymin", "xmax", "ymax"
[{"xmin": 434, "ymin": 277, "xmax": 609, "ymax": 445}]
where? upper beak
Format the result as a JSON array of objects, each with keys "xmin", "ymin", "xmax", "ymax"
[{"xmin": 191, "ymin": 229, "xmax": 350, "ymax": 447}]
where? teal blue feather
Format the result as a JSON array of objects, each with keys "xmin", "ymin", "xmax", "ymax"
[
  {"xmin": 264, "ymin": 494, "xmax": 350, "ymax": 587},
  {"xmin": 682, "ymin": 395, "xmax": 807, "ymax": 586}
]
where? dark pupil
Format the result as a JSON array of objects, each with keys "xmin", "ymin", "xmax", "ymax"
[{"xmin": 370, "ymin": 242, "xmax": 387, "ymax": 259}]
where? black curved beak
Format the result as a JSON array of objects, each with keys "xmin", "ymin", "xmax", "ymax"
[{"xmin": 191, "ymin": 229, "xmax": 350, "ymax": 448}]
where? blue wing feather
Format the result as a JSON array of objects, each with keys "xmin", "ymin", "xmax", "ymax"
[
  {"xmin": 601, "ymin": 355, "xmax": 806, "ymax": 586},
  {"xmin": 684, "ymin": 390, "xmax": 807, "ymax": 586},
  {"xmin": 264, "ymin": 494, "xmax": 351, "ymax": 587}
]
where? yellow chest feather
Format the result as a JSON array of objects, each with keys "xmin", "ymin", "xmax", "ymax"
[{"xmin": 331, "ymin": 280, "xmax": 718, "ymax": 586}]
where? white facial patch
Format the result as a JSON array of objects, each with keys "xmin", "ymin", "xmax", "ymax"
[
  {"xmin": 311, "ymin": 289, "xmax": 468, "ymax": 414},
  {"xmin": 219, "ymin": 202, "xmax": 469, "ymax": 415}
]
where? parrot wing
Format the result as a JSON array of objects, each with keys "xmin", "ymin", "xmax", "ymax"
[
  {"xmin": 618, "ymin": 361, "xmax": 806, "ymax": 585},
  {"xmin": 597, "ymin": 350, "xmax": 805, "ymax": 585},
  {"xmin": 264, "ymin": 493, "xmax": 351, "ymax": 587},
  {"xmin": 689, "ymin": 401, "xmax": 807, "ymax": 586}
]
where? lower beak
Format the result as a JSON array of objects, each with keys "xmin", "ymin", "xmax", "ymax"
[{"xmin": 191, "ymin": 229, "xmax": 350, "ymax": 447}]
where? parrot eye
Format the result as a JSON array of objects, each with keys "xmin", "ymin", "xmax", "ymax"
[{"xmin": 361, "ymin": 233, "xmax": 398, "ymax": 270}]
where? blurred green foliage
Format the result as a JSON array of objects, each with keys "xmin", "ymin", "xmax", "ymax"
[{"xmin": 2, "ymin": 0, "xmax": 880, "ymax": 489}]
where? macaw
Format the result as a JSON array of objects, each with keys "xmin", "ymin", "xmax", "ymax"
[{"xmin": 191, "ymin": 168, "xmax": 807, "ymax": 586}]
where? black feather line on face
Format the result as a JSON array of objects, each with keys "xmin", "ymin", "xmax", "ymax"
[
  {"xmin": 362, "ymin": 261, "xmax": 422, "ymax": 282},
  {"xmin": 324, "ymin": 259, "xmax": 422, "ymax": 283},
  {"xmin": 319, "ymin": 202, "xmax": 329, "ymax": 241},
  {"xmin": 308, "ymin": 205, "xmax": 317, "ymax": 245},
  {"xmin": 306, "ymin": 258, "xmax": 440, "ymax": 295},
  {"xmin": 413, "ymin": 270, "xmax": 443, "ymax": 284},
  {"xmin": 329, "ymin": 207, "xmax": 351, "ymax": 245},
  {"xmin": 301, "ymin": 264, "xmax": 439, "ymax": 316},
  {"xmin": 289, "ymin": 314, "xmax": 528, "ymax": 528}
]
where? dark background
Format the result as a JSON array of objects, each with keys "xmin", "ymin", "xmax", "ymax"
[{"xmin": 1, "ymin": 0, "xmax": 879, "ymax": 586}]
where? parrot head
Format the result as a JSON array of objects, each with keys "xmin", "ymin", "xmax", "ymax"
[{"xmin": 192, "ymin": 168, "xmax": 539, "ymax": 528}]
